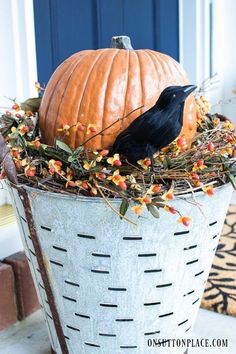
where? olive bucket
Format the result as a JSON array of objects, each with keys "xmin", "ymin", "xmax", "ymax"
[{"xmin": 8, "ymin": 182, "xmax": 232, "ymax": 354}]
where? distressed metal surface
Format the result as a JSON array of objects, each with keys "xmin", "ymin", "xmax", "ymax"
[{"xmin": 9, "ymin": 183, "xmax": 232, "ymax": 354}]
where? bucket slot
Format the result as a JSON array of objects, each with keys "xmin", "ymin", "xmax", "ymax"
[
  {"xmin": 108, "ymin": 287, "xmax": 127, "ymax": 291},
  {"xmin": 75, "ymin": 313, "xmax": 90, "ymax": 319},
  {"xmin": 123, "ymin": 236, "xmax": 142, "ymax": 240},
  {"xmin": 159, "ymin": 312, "xmax": 173, "ymax": 318},
  {"xmin": 66, "ymin": 325, "xmax": 80, "ymax": 332},
  {"xmin": 53, "ymin": 245, "xmax": 67, "ymax": 252},
  {"xmin": 183, "ymin": 245, "xmax": 197, "ymax": 250},
  {"xmin": 99, "ymin": 333, "xmax": 116, "ymax": 337},
  {"xmin": 144, "ymin": 302, "xmax": 160, "ymax": 306},
  {"xmin": 77, "ymin": 234, "xmax": 95, "ymax": 239},
  {"xmin": 65, "ymin": 280, "xmax": 80, "ymax": 287},
  {"xmin": 62, "ymin": 295, "xmax": 77, "ymax": 303},
  {"xmin": 144, "ymin": 269, "xmax": 162, "ymax": 273},
  {"xmin": 91, "ymin": 269, "xmax": 109, "ymax": 274},
  {"xmin": 156, "ymin": 283, "xmax": 172, "ymax": 288},
  {"xmin": 178, "ymin": 319, "xmax": 189, "ymax": 326},
  {"xmin": 84, "ymin": 342, "xmax": 100, "ymax": 348},
  {"xmin": 192, "ymin": 298, "xmax": 200, "ymax": 305},
  {"xmin": 183, "ymin": 290, "xmax": 195, "ymax": 296},
  {"xmin": 92, "ymin": 252, "xmax": 110, "ymax": 258},
  {"xmin": 40, "ymin": 225, "xmax": 53, "ymax": 232},
  {"xmin": 49, "ymin": 260, "xmax": 63, "ymax": 267},
  {"xmin": 174, "ymin": 230, "xmax": 190, "ymax": 236},
  {"xmin": 186, "ymin": 259, "xmax": 199, "ymax": 265},
  {"xmin": 144, "ymin": 331, "xmax": 160, "ymax": 336},
  {"xmin": 209, "ymin": 221, "xmax": 217, "ymax": 226},
  {"xmin": 138, "ymin": 253, "xmax": 156, "ymax": 257}
]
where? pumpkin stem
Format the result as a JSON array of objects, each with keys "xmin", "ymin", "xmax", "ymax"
[{"xmin": 111, "ymin": 36, "xmax": 133, "ymax": 50}]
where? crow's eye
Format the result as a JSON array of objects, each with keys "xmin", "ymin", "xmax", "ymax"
[{"xmin": 173, "ymin": 94, "xmax": 176, "ymax": 98}]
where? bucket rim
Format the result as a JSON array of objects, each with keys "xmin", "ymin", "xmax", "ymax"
[{"xmin": 8, "ymin": 181, "xmax": 232, "ymax": 204}]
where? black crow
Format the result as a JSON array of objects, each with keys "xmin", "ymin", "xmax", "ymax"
[{"xmin": 111, "ymin": 85, "xmax": 196, "ymax": 163}]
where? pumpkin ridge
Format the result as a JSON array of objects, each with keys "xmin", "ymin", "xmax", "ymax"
[
  {"xmin": 75, "ymin": 50, "xmax": 116, "ymax": 148},
  {"xmin": 40, "ymin": 53, "xmax": 81, "ymax": 134},
  {"xmin": 60, "ymin": 50, "xmax": 106, "ymax": 148},
  {"xmin": 120, "ymin": 49, "xmax": 130, "ymax": 134},
  {"xmin": 51, "ymin": 52, "xmax": 93, "ymax": 145},
  {"xmin": 154, "ymin": 51, "xmax": 172, "ymax": 87},
  {"xmin": 135, "ymin": 50, "xmax": 144, "ymax": 116},
  {"xmin": 68, "ymin": 51, "xmax": 106, "ymax": 148},
  {"xmin": 145, "ymin": 50, "xmax": 165, "ymax": 91},
  {"xmin": 144, "ymin": 49, "xmax": 164, "ymax": 94},
  {"xmin": 100, "ymin": 49, "xmax": 121, "ymax": 147}
]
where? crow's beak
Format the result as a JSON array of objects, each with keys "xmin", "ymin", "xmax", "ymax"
[{"xmin": 183, "ymin": 85, "xmax": 197, "ymax": 94}]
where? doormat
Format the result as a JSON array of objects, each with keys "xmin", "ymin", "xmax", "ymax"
[{"xmin": 201, "ymin": 204, "xmax": 236, "ymax": 316}]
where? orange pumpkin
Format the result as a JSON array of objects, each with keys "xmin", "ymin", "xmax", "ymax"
[{"xmin": 39, "ymin": 36, "xmax": 196, "ymax": 150}]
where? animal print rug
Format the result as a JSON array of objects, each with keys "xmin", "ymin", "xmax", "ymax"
[{"xmin": 201, "ymin": 205, "xmax": 236, "ymax": 316}]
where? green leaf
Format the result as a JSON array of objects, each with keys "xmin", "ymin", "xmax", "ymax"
[
  {"xmin": 56, "ymin": 140, "xmax": 72, "ymax": 154},
  {"xmin": 119, "ymin": 199, "xmax": 129, "ymax": 219},
  {"xmin": 163, "ymin": 156, "xmax": 172, "ymax": 169},
  {"xmin": 21, "ymin": 97, "xmax": 42, "ymax": 113},
  {"xmin": 152, "ymin": 196, "xmax": 164, "ymax": 203},
  {"xmin": 226, "ymin": 172, "xmax": 236, "ymax": 189},
  {"xmin": 73, "ymin": 146, "xmax": 84, "ymax": 156},
  {"xmin": 146, "ymin": 204, "xmax": 160, "ymax": 218}
]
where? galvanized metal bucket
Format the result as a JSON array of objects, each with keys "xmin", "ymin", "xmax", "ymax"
[{"xmin": 8, "ymin": 182, "xmax": 232, "ymax": 354}]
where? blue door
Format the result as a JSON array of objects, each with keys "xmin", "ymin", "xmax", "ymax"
[{"xmin": 33, "ymin": 0, "xmax": 179, "ymax": 84}]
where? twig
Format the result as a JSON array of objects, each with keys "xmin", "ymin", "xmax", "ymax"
[
  {"xmin": 81, "ymin": 105, "xmax": 144, "ymax": 146},
  {"xmin": 94, "ymin": 181, "xmax": 137, "ymax": 226}
]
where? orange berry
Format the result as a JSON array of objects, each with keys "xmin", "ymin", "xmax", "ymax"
[
  {"xmin": 224, "ymin": 133, "xmax": 234, "ymax": 143},
  {"xmin": 12, "ymin": 103, "xmax": 19, "ymax": 110},
  {"xmin": 197, "ymin": 159, "xmax": 204, "ymax": 167},
  {"xmin": 14, "ymin": 160, "xmax": 22, "ymax": 169},
  {"xmin": 55, "ymin": 160, "xmax": 62, "ymax": 167},
  {"xmin": 207, "ymin": 142, "xmax": 214, "ymax": 152},
  {"xmin": 113, "ymin": 159, "xmax": 122, "ymax": 167},
  {"xmin": 143, "ymin": 197, "xmax": 151, "ymax": 204},
  {"xmin": 97, "ymin": 172, "xmax": 106, "ymax": 180},
  {"xmin": 190, "ymin": 172, "xmax": 200, "ymax": 180},
  {"xmin": 25, "ymin": 166, "xmax": 36, "ymax": 177},
  {"xmin": 169, "ymin": 207, "xmax": 177, "ymax": 214},
  {"xmin": 81, "ymin": 181, "xmax": 89, "ymax": 189},
  {"xmin": 77, "ymin": 124, "xmax": 85, "ymax": 131},
  {"xmin": 34, "ymin": 140, "xmax": 41, "ymax": 149},
  {"xmin": 114, "ymin": 174, "xmax": 122, "ymax": 182},
  {"xmin": 89, "ymin": 126, "xmax": 97, "ymax": 133},
  {"xmin": 143, "ymin": 159, "xmax": 151, "ymax": 166},
  {"xmin": 119, "ymin": 181, "xmax": 127, "ymax": 190},
  {"xmin": 151, "ymin": 184, "xmax": 161, "ymax": 193},
  {"xmin": 67, "ymin": 181, "xmax": 76, "ymax": 187},
  {"xmin": 177, "ymin": 137, "xmax": 187, "ymax": 149},
  {"xmin": 100, "ymin": 149, "xmax": 109, "ymax": 157},
  {"xmin": 181, "ymin": 216, "xmax": 191, "ymax": 227}
]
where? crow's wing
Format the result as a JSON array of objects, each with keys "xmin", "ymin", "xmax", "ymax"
[
  {"xmin": 126, "ymin": 105, "xmax": 162, "ymax": 141},
  {"xmin": 129, "ymin": 107, "xmax": 182, "ymax": 146}
]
